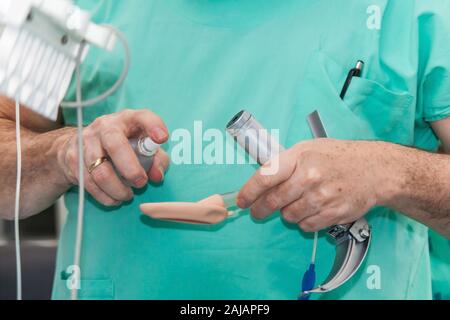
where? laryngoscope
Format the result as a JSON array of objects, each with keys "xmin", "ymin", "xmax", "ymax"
[{"xmin": 226, "ymin": 110, "xmax": 372, "ymax": 297}]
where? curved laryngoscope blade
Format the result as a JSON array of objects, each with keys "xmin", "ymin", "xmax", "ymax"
[
  {"xmin": 227, "ymin": 110, "xmax": 372, "ymax": 296},
  {"xmin": 305, "ymin": 218, "xmax": 371, "ymax": 294},
  {"xmin": 302, "ymin": 111, "xmax": 372, "ymax": 295}
]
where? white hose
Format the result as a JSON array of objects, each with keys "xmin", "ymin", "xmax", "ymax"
[
  {"xmin": 61, "ymin": 26, "xmax": 130, "ymax": 109},
  {"xmin": 14, "ymin": 98, "xmax": 22, "ymax": 300},
  {"xmin": 70, "ymin": 41, "xmax": 86, "ymax": 301},
  {"xmin": 311, "ymin": 231, "xmax": 319, "ymax": 264},
  {"xmin": 67, "ymin": 26, "xmax": 130, "ymax": 300}
]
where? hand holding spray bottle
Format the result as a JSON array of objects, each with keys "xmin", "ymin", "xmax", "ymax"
[
  {"xmin": 107, "ymin": 136, "xmax": 161, "ymax": 187},
  {"xmin": 128, "ymin": 137, "xmax": 160, "ymax": 173}
]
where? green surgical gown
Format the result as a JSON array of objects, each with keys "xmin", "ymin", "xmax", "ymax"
[{"xmin": 53, "ymin": 0, "xmax": 450, "ymax": 300}]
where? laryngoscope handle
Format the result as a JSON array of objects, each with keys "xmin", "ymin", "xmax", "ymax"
[
  {"xmin": 226, "ymin": 110, "xmax": 285, "ymax": 165},
  {"xmin": 226, "ymin": 111, "xmax": 339, "ymax": 227}
]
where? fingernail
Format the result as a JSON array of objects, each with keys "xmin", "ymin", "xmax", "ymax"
[
  {"xmin": 236, "ymin": 197, "xmax": 247, "ymax": 208},
  {"xmin": 151, "ymin": 127, "xmax": 168, "ymax": 142},
  {"xmin": 135, "ymin": 177, "xmax": 148, "ymax": 187}
]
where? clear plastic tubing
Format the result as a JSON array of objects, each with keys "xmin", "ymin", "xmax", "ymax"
[{"xmin": 226, "ymin": 110, "xmax": 285, "ymax": 165}]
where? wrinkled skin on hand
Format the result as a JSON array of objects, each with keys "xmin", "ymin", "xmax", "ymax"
[
  {"xmin": 237, "ymin": 139, "xmax": 399, "ymax": 232},
  {"xmin": 59, "ymin": 109, "xmax": 170, "ymax": 207}
]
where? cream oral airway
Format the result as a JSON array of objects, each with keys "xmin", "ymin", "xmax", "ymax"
[{"xmin": 140, "ymin": 194, "xmax": 235, "ymax": 225}]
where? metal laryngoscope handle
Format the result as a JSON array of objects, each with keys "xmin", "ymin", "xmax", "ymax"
[{"xmin": 226, "ymin": 110, "xmax": 372, "ymax": 295}]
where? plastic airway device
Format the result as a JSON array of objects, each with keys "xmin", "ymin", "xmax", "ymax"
[
  {"xmin": 140, "ymin": 194, "xmax": 233, "ymax": 225},
  {"xmin": 0, "ymin": 0, "xmax": 116, "ymax": 120}
]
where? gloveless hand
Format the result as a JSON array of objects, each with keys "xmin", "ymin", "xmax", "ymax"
[
  {"xmin": 58, "ymin": 109, "xmax": 170, "ymax": 206},
  {"xmin": 237, "ymin": 139, "xmax": 400, "ymax": 232}
]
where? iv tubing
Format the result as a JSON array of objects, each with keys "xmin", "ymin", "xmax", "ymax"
[{"xmin": 14, "ymin": 98, "xmax": 22, "ymax": 300}]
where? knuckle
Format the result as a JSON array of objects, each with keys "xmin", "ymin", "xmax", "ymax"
[
  {"xmin": 305, "ymin": 195, "xmax": 319, "ymax": 208},
  {"xmin": 92, "ymin": 115, "xmax": 108, "ymax": 128},
  {"xmin": 91, "ymin": 165, "xmax": 111, "ymax": 185},
  {"xmin": 336, "ymin": 203, "xmax": 350, "ymax": 217},
  {"xmin": 83, "ymin": 135, "xmax": 95, "ymax": 149},
  {"xmin": 84, "ymin": 181, "xmax": 96, "ymax": 195},
  {"xmin": 303, "ymin": 167, "xmax": 323, "ymax": 185},
  {"xmin": 309, "ymin": 190, "xmax": 327, "ymax": 207},
  {"xmin": 250, "ymin": 207, "xmax": 264, "ymax": 221},
  {"xmin": 152, "ymin": 114, "xmax": 163, "ymax": 125},
  {"xmin": 285, "ymin": 199, "xmax": 302, "ymax": 213},
  {"xmin": 318, "ymin": 186, "xmax": 331, "ymax": 199},
  {"xmin": 320, "ymin": 210, "xmax": 336, "ymax": 220},
  {"xmin": 125, "ymin": 190, "xmax": 134, "ymax": 201},
  {"xmin": 238, "ymin": 191, "xmax": 248, "ymax": 204},
  {"xmin": 123, "ymin": 167, "xmax": 143, "ymax": 182},
  {"xmin": 280, "ymin": 207, "xmax": 292, "ymax": 217},
  {"xmin": 263, "ymin": 194, "xmax": 279, "ymax": 211},
  {"xmin": 137, "ymin": 109, "xmax": 151, "ymax": 117},
  {"xmin": 102, "ymin": 127, "xmax": 120, "ymax": 139},
  {"xmin": 83, "ymin": 128, "xmax": 95, "ymax": 140},
  {"xmin": 293, "ymin": 141, "xmax": 307, "ymax": 153},
  {"xmin": 116, "ymin": 187, "xmax": 133, "ymax": 202},
  {"xmin": 295, "ymin": 143, "xmax": 312, "ymax": 158},
  {"xmin": 102, "ymin": 198, "xmax": 119, "ymax": 207},
  {"xmin": 255, "ymin": 173, "xmax": 272, "ymax": 189},
  {"xmin": 85, "ymin": 183, "xmax": 114, "ymax": 207},
  {"xmin": 120, "ymin": 108, "xmax": 134, "ymax": 117},
  {"xmin": 281, "ymin": 209, "xmax": 298, "ymax": 223},
  {"xmin": 299, "ymin": 221, "xmax": 316, "ymax": 232},
  {"xmin": 101, "ymin": 129, "xmax": 122, "ymax": 151},
  {"xmin": 320, "ymin": 210, "xmax": 336, "ymax": 219},
  {"xmin": 139, "ymin": 109, "xmax": 161, "ymax": 122},
  {"xmin": 66, "ymin": 149, "xmax": 78, "ymax": 168}
]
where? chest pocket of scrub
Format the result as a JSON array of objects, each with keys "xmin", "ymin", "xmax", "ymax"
[{"xmin": 286, "ymin": 50, "xmax": 415, "ymax": 146}]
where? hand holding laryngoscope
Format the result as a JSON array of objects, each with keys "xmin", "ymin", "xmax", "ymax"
[{"xmin": 227, "ymin": 111, "xmax": 371, "ymax": 297}]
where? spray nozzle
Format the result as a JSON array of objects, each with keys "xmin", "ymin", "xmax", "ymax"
[{"xmin": 138, "ymin": 137, "xmax": 160, "ymax": 156}]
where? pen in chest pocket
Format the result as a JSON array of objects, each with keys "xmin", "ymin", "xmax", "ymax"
[{"xmin": 340, "ymin": 60, "xmax": 364, "ymax": 100}]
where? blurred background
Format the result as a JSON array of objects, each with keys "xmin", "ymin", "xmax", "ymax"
[{"xmin": 0, "ymin": 200, "xmax": 66, "ymax": 300}]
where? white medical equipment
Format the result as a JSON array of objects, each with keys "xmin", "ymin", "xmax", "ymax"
[{"xmin": 0, "ymin": 0, "xmax": 130, "ymax": 300}]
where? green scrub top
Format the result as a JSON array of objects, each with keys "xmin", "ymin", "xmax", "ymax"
[{"xmin": 54, "ymin": 0, "xmax": 450, "ymax": 300}]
